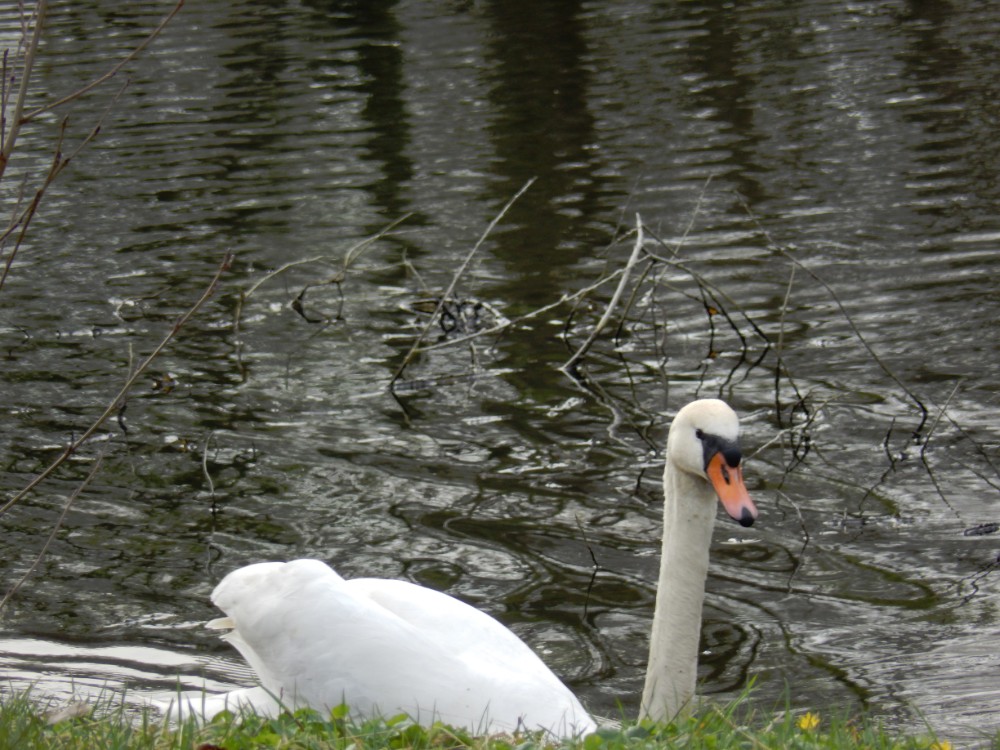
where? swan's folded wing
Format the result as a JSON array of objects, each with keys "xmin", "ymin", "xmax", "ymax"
[
  {"xmin": 347, "ymin": 577, "xmax": 595, "ymax": 736},
  {"xmin": 348, "ymin": 577, "xmax": 560, "ymax": 675}
]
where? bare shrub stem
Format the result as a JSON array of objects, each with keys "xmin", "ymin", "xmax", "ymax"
[
  {"xmin": 391, "ymin": 178, "xmax": 535, "ymax": 385},
  {"xmin": 561, "ymin": 214, "xmax": 645, "ymax": 374},
  {"xmin": 21, "ymin": 0, "xmax": 185, "ymax": 124},
  {"xmin": 0, "ymin": 0, "xmax": 47, "ymax": 178},
  {"xmin": 0, "ymin": 253, "xmax": 233, "ymax": 518},
  {"xmin": 0, "ymin": 447, "xmax": 106, "ymax": 611}
]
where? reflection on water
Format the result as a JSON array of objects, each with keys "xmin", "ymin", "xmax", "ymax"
[
  {"xmin": 0, "ymin": 636, "xmax": 250, "ymax": 709},
  {"xmin": 2, "ymin": 0, "xmax": 1000, "ymax": 744}
]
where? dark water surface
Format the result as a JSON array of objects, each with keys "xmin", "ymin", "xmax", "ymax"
[{"xmin": 2, "ymin": 0, "xmax": 1000, "ymax": 744}]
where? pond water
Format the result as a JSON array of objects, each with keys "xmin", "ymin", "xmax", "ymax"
[{"xmin": 2, "ymin": 0, "xmax": 1000, "ymax": 744}]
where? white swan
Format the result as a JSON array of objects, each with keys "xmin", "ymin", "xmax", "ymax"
[
  {"xmin": 165, "ymin": 399, "xmax": 755, "ymax": 736},
  {"xmin": 167, "ymin": 559, "xmax": 595, "ymax": 737}
]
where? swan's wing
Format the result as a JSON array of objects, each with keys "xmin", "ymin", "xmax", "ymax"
[
  {"xmin": 210, "ymin": 560, "xmax": 594, "ymax": 737},
  {"xmin": 347, "ymin": 576, "xmax": 596, "ymax": 736},
  {"xmin": 347, "ymin": 578, "xmax": 549, "ymax": 667}
]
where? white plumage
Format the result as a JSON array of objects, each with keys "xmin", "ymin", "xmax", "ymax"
[{"xmin": 167, "ymin": 559, "xmax": 595, "ymax": 737}]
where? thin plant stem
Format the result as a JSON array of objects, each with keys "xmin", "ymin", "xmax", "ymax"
[
  {"xmin": 233, "ymin": 213, "xmax": 412, "ymax": 334},
  {"xmin": 0, "ymin": 0, "xmax": 47, "ymax": 179},
  {"xmin": 1, "ymin": 80, "xmax": 127, "ymax": 291},
  {"xmin": 20, "ymin": 0, "xmax": 185, "ymax": 123},
  {"xmin": 0, "ymin": 252, "xmax": 233, "ymax": 517},
  {"xmin": 735, "ymin": 192, "xmax": 929, "ymax": 434},
  {"xmin": 0, "ymin": 447, "xmax": 106, "ymax": 611},
  {"xmin": 415, "ymin": 265, "xmax": 627, "ymax": 356},
  {"xmin": 562, "ymin": 213, "xmax": 645, "ymax": 374}
]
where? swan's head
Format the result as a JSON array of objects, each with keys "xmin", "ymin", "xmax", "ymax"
[{"xmin": 666, "ymin": 399, "xmax": 758, "ymax": 527}]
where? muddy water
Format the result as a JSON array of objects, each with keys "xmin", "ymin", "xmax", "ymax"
[{"xmin": 2, "ymin": 0, "xmax": 1000, "ymax": 744}]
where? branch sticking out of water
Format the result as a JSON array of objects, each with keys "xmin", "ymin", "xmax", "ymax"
[
  {"xmin": 735, "ymin": 192, "xmax": 929, "ymax": 437},
  {"xmin": 561, "ymin": 213, "xmax": 645, "ymax": 376},
  {"xmin": 414, "ymin": 267, "xmax": 631, "ymax": 359},
  {"xmin": 0, "ymin": 253, "xmax": 233, "ymax": 519},
  {"xmin": 233, "ymin": 212, "xmax": 412, "ymax": 334},
  {"xmin": 390, "ymin": 178, "xmax": 536, "ymax": 387}
]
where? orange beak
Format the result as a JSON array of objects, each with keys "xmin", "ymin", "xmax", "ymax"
[{"xmin": 706, "ymin": 452, "xmax": 757, "ymax": 527}]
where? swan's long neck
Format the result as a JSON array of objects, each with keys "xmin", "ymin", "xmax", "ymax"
[{"xmin": 640, "ymin": 459, "xmax": 718, "ymax": 723}]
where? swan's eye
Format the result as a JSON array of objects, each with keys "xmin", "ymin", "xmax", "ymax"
[{"xmin": 695, "ymin": 428, "xmax": 705, "ymax": 440}]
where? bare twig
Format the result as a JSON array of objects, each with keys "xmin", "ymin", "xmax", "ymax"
[
  {"xmin": 0, "ymin": 0, "xmax": 47, "ymax": 180},
  {"xmin": 735, "ymin": 193, "xmax": 928, "ymax": 435},
  {"xmin": 782, "ymin": 247, "xmax": 927, "ymax": 430},
  {"xmin": 0, "ymin": 446, "xmax": 106, "ymax": 611},
  {"xmin": 774, "ymin": 263, "xmax": 796, "ymax": 427},
  {"xmin": 1, "ymin": 80, "xmax": 127, "ymax": 291},
  {"xmin": 0, "ymin": 252, "xmax": 233, "ymax": 517},
  {"xmin": 920, "ymin": 380, "xmax": 961, "ymax": 463},
  {"xmin": 391, "ymin": 178, "xmax": 536, "ymax": 385},
  {"xmin": 676, "ymin": 177, "xmax": 714, "ymax": 248},
  {"xmin": 1, "ymin": 0, "xmax": 184, "ymax": 288},
  {"xmin": 202, "ymin": 431, "xmax": 217, "ymax": 498},
  {"xmin": 234, "ymin": 213, "xmax": 411, "ymax": 333},
  {"xmin": 21, "ymin": 0, "xmax": 185, "ymax": 123},
  {"xmin": 613, "ymin": 241, "xmax": 656, "ymax": 348},
  {"xmin": 415, "ymin": 265, "xmax": 628, "ymax": 356},
  {"xmin": 918, "ymin": 381, "xmax": 963, "ymax": 516},
  {"xmin": 777, "ymin": 489, "xmax": 811, "ymax": 593},
  {"xmin": 643, "ymin": 229, "xmax": 773, "ymax": 353},
  {"xmin": 561, "ymin": 214, "xmax": 645, "ymax": 374}
]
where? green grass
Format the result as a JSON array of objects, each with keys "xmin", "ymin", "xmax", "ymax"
[{"xmin": 0, "ymin": 690, "xmax": 975, "ymax": 750}]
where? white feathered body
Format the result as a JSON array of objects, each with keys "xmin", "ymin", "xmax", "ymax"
[{"xmin": 170, "ymin": 559, "xmax": 594, "ymax": 737}]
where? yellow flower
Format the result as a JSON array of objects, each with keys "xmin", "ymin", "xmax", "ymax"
[
  {"xmin": 797, "ymin": 711, "xmax": 820, "ymax": 731},
  {"xmin": 929, "ymin": 742, "xmax": 952, "ymax": 750}
]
